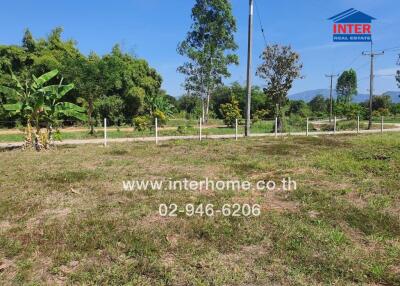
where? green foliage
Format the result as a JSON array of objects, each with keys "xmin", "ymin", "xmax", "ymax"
[
  {"xmin": 153, "ymin": 109, "xmax": 167, "ymax": 126},
  {"xmin": 177, "ymin": 125, "xmax": 187, "ymax": 134},
  {"xmin": 212, "ymin": 82, "xmax": 269, "ymax": 119},
  {"xmin": 308, "ymin": 94, "xmax": 327, "ymax": 115},
  {"xmin": 288, "ymin": 100, "xmax": 311, "ymax": 118},
  {"xmin": 252, "ymin": 109, "xmax": 270, "ymax": 123},
  {"xmin": 390, "ymin": 103, "xmax": 400, "ymax": 115},
  {"xmin": 0, "ymin": 69, "xmax": 84, "ymax": 149},
  {"xmin": 0, "ymin": 28, "xmax": 163, "ymax": 129},
  {"xmin": 145, "ymin": 90, "xmax": 176, "ymax": 118},
  {"xmin": 133, "ymin": 116, "xmax": 150, "ymax": 131},
  {"xmin": 177, "ymin": 94, "xmax": 202, "ymax": 117},
  {"xmin": 371, "ymin": 94, "xmax": 392, "ymax": 112},
  {"xmin": 94, "ymin": 95, "xmax": 125, "ymax": 126},
  {"xmin": 336, "ymin": 69, "xmax": 357, "ymax": 103},
  {"xmin": 372, "ymin": 108, "xmax": 390, "ymax": 117},
  {"xmin": 335, "ymin": 103, "xmax": 366, "ymax": 120},
  {"xmin": 219, "ymin": 98, "xmax": 241, "ymax": 127}
]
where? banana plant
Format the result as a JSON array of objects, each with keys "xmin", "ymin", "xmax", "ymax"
[
  {"xmin": 0, "ymin": 69, "xmax": 86, "ymax": 150},
  {"xmin": 145, "ymin": 94, "xmax": 176, "ymax": 117},
  {"xmin": 40, "ymin": 79, "xmax": 87, "ymax": 145}
]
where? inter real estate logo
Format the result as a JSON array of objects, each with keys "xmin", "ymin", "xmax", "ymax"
[{"xmin": 328, "ymin": 8, "xmax": 376, "ymax": 42}]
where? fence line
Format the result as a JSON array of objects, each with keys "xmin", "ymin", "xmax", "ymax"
[{"xmin": 1, "ymin": 116, "xmax": 400, "ymax": 149}]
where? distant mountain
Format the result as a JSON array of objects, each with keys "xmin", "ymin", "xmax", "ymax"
[{"xmin": 289, "ymin": 89, "xmax": 400, "ymax": 103}]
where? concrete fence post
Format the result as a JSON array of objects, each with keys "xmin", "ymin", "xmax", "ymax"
[
  {"xmin": 381, "ymin": 116, "xmax": 384, "ymax": 134},
  {"xmin": 104, "ymin": 118, "xmax": 107, "ymax": 147},
  {"xmin": 235, "ymin": 118, "xmax": 238, "ymax": 141},
  {"xmin": 155, "ymin": 118, "xmax": 158, "ymax": 145},
  {"xmin": 306, "ymin": 118, "xmax": 309, "ymax": 136},
  {"xmin": 357, "ymin": 116, "xmax": 360, "ymax": 134},
  {"xmin": 275, "ymin": 117, "xmax": 278, "ymax": 137},
  {"xmin": 199, "ymin": 118, "xmax": 202, "ymax": 141}
]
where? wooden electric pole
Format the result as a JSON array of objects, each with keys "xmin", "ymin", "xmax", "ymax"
[
  {"xmin": 362, "ymin": 42, "xmax": 384, "ymax": 130},
  {"xmin": 245, "ymin": 0, "xmax": 254, "ymax": 137},
  {"xmin": 325, "ymin": 74, "xmax": 339, "ymax": 123}
]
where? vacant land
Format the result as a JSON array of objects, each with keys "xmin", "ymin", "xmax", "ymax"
[{"xmin": 0, "ymin": 134, "xmax": 399, "ymax": 285}]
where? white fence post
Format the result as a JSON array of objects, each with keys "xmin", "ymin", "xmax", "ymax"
[
  {"xmin": 334, "ymin": 116, "xmax": 337, "ymax": 135},
  {"xmin": 357, "ymin": 116, "xmax": 360, "ymax": 134},
  {"xmin": 275, "ymin": 117, "xmax": 278, "ymax": 137},
  {"xmin": 306, "ymin": 118, "xmax": 309, "ymax": 136},
  {"xmin": 381, "ymin": 116, "xmax": 384, "ymax": 134},
  {"xmin": 104, "ymin": 118, "xmax": 107, "ymax": 147},
  {"xmin": 199, "ymin": 117, "xmax": 202, "ymax": 141},
  {"xmin": 235, "ymin": 118, "xmax": 238, "ymax": 141},
  {"xmin": 155, "ymin": 118, "xmax": 158, "ymax": 145}
]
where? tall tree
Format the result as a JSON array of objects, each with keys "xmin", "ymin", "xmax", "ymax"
[
  {"xmin": 67, "ymin": 52, "xmax": 103, "ymax": 134},
  {"xmin": 336, "ymin": 69, "xmax": 357, "ymax": 104},
  {"xmin": 22, "ymin": 29, "xmax": 36, "ymax": 52},
  {"xmin": 177, "ymin": 0, "xmax": 238, "ymax": 123},
  {"xmin": 256, "ymin": 45, "xmax": 303, "ymax": 131}
]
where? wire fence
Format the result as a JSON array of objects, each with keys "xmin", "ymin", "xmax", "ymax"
[{"xmin": 1, "ymin": 116, "xmax": 399, "ymax": 147}]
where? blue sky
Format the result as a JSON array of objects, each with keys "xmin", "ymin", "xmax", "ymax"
[{"xmin": 0, "ymin": 0, "xmax": 399, "ymax": 97}]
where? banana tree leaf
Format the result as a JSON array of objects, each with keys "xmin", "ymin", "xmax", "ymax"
[
  {"xmin": 56, "ymin": 102, "xmax": 86, "ymax": 113},
  {"xmin": 55, "ymin": 102, "xmax": 87, "ymax": 121},
  {"xmin": 40, "ymin": 83, "xmax": 74, "ymax": 99},
  {"xmin": 56, "ymin": 109, "xmax": 87, "ymax": 121},
  {"xmin": 58, "ymin": 83, "xmax": 74, "ymax": 97},
  {"xmin": 33, "ymin": 69, "xmax": 59, "ymax": 88},
  {"xmin": 3, "ymin": 103, "xmax": 23, "ymax": 112},
  {"xmin": 11, "ymin": 72, "xmax": 23, "ymax": 90},
  {"xmin": 0, "ymin": 85, "xmax": 21, "ymax": 100}
]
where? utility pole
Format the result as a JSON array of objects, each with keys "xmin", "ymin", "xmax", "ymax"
[
  {"xmin": 362, "ymin": 42, "xmax": 384, "ymax": 130},
  {"xmin": 245, "ymin": 0, "xmax": 254, "ymax": 137},
  {"xmin": 325, "ymin": 74, "xmax": 339, "ymax": 123}
]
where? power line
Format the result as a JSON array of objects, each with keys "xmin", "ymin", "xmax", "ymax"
[
  {"xmin": 382, "ymin": 45, "xmax": 400, "ymax": 52},
  {"xmin": 338, "ymin": 54, "xmax": 362, "ymax": 74},
  {"xmin": 254, "ymin": 0, "xmax": 267, "ymax": 47}
]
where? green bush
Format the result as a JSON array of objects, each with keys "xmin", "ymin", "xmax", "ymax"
[
  {"xmin": 220, "ymin": 98, "xmax": 241, "ymax": 127},
  {"xmin": 153, "ymin": 109, "xmax": 167, "ymax": 126},
  {"xmin": 177, "ymin": 125, "xmax": 187, "ymax": 134},
  {"xmin": 335, "ymin": 103, "xmax": 366, "ymax": 120},
  {"xmin": 133, "ymin": 116, "xmax": 150, "ymax": 131},
  {"xmin": 252, "ymin": 109, "xmax": 270, "ymax": 123},
  {"xmin": 372, "ymin": 108, "xmax": 390, "ymax": 117},
  {"xmin": 95, "ymin": 96, "xmax": 125, "ymax": 126}
]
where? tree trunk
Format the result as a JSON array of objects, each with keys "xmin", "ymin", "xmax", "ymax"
[
  {"xmin": 201, "ymin": 99, "xmax": 205, "ymax": 124},
  {"xmin": 277, "ymin": 116, "xmax": 283, "ymax": 133},
  {"xmin": 88, "ymin": 100, "xmax": 94, "ymax": 135},
  {"xmin": 24, "ymin": 120, "xmax": 32, "ymax": 149},
  {"xmin": 205, "ymin": 92, "xmax": 210, "ymax": 124}
]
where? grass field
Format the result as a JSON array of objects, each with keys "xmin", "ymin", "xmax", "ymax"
[{"xmin": 0, "ymin": 134, "xmax": 400, "ymax": 285}]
